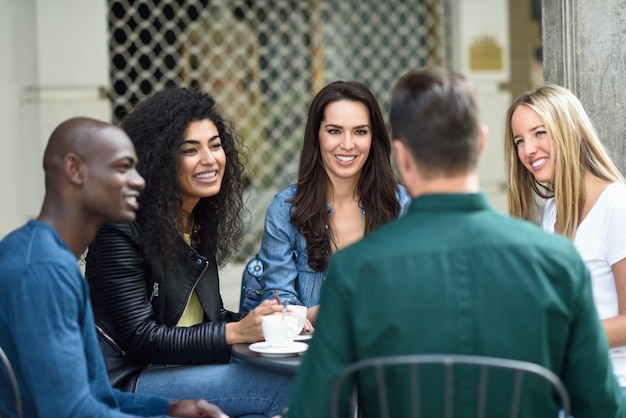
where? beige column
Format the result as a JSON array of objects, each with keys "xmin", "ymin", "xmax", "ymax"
[
  {"xmin": 542, "ymin": 0, "xmax": 626, "ymax": 174},
  {"xmin": 0, "ymin": 0, "xmax": 110, "ymax": 236},
  {"xmin": 446, "ymin": 0, "xmax": 511, "ymax": 212}
]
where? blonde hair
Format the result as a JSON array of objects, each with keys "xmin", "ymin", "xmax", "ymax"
[{"xmin": 504, "ymin": 84, "xmax": 625, "ymax": 239}]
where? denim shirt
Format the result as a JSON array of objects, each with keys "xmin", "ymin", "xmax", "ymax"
[{"xmin": 240, "ymin": 184, "xmax": 411, "ymax": 311}]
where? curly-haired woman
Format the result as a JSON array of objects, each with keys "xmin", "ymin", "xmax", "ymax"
[
  {"xmin": 240, "ymin": 81, "xmax": 411, "ymax": 324},
  {"xmin": 85, "ymin": 87, "xmax": 290, "ymax": 418}
]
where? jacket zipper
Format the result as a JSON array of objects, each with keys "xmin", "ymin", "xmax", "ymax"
[
  {"xmin": 149, "ymin": 282, "xmax": 159, "ymax": 302},
  {"xmin": 175, "ymin": 259, "xmax": 209, "ymax": 323},
  {"xmin": 95, "ymin": 324, "xmax": 126, "ymax": 357}
]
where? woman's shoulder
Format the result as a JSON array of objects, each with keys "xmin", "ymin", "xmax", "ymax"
[
  {"xmin": 275, "ymin": 184, "xmax": 298, "ymax": 200},
  {"xmin": 595, "ymin": 182, "xmax": 626, "ymax": 214},
  {"xmin": 269, "ymin": 184, "xmax": 298, "ymax": 207},
  {"xmin": 94, "ymin": 220, "xmax": 142, "ymax": 245},
  {"xmin": 265, "ymin": 184, "xmax": 297, "ymax": 218},
  {"xmin": 396, "ymin": 184, "xmax": 409, "ymax": 199},
  {"xmin": 395, "ymin": 184, "xmax": 412, "ymax": 214},
  {"xmin": 602, "ymin": 182, "xmax": 626, "ymax": 199},
  {"xmin": 99, "ymin": 220, "xmax": 141, "ymax": 235}
]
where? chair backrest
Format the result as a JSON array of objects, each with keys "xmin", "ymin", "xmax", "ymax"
[
  {"xmin": 330, "ymin": 353, "xmax": 571, "ymax": 418},
  {"xmin": 0, "ymin": 345, "xmax": 22, "ymax": 418}
]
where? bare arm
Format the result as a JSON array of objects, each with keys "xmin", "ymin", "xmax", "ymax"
[{"xmin": 602, "ymin": 258, "xmax": 626, "ymax": 348}]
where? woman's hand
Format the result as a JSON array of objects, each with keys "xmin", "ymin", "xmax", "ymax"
[
  {"xmin": 167, "ymin": 399, "xmax": 229, "ymax": 417},
  {"xmin": 225, "ymin": 300, "xmax": 282, "ymax": 344},
  {"xmin": 306, "ymin": 305, "xmax": 320, "ymax": 326},
  {"xmin": 302, "ymin": 318, "xmax": 315, "ymax": 333}
]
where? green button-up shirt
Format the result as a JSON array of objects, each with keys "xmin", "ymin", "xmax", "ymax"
[{"xmin": 286, "ymin": 193, "xmax": 625, "ymax": 418}]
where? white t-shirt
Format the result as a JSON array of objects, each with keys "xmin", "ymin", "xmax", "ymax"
[{"xmin": 542, "ymin": 182, "xmax": 626, "ymax": 385}]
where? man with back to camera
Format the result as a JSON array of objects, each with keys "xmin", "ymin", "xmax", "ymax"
[
  {"xmin": 283, "ymin": 67, "xmax": 625, "ymax": 417},
  {"xmin": 0, "ymin": 117, "xmax": 228, "ymax": 417}
]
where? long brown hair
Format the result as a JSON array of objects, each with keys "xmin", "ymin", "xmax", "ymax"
[{"xmin": 290, "ymin": 81, "xmax": 401, "ymax": 271}]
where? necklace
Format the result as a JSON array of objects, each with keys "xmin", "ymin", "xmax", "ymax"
[
  {"xmin": 327, "ymin": 198, "xmax": 365, "ymax": 218},
  {"xmin": 329, "ymin": 203, "xmax": 365, "ymax": 217},
  {"xmin": 582, "ymin": 178, "xmax": 597, "ymax": 201},
  {"xmin": 179, "ymin": 212, "xmax": 195, "ymax": 235},
  {"xmin": 325, "ymin": 201, "xmax": 366, "ymax": 244}
]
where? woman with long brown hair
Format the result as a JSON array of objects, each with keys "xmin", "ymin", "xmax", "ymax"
[{"xmin": 241, "ymin": 81, "xmax": 410, "ymax": 324}]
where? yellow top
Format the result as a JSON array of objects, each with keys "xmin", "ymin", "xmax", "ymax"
[{"xmin": 177, "ymin": 232, "xmax": 204, "ymax": 327}]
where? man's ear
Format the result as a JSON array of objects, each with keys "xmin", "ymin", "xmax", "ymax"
[
  {"xmin": 392, "ymin": 139, "xmax": 410, "ymax": 175},
  {"xmin": 64, "ymin": 153, "xmax": 85, "ymax": 185},
  {"xmin": 393, "ymin": 139, "xmax": 419, "ymax": 198},
  {"xmin": 478, "ymin": 124, "xmax": 488, "ymax": 155}
]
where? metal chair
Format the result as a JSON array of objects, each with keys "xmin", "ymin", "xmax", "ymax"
[
  {"xmin": 0, "ymin": 345, "xmax": 22, "ymax": 418},
  {"xmin": 330, "ymin": 353, "xmax": 571, "ymax": 418}
]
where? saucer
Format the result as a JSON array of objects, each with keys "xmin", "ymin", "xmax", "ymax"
[
  {"xmin": 294, "ymin": 332, "xmax": 313, "ymax": 341},
  {"xmin": 249, "ymin": 341, "xmax": 309, "ymax": 357}
]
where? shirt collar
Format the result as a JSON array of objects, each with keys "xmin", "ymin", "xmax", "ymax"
[{"xmin": 408, "ymin": 192, "xmax": 491, "ymax": 214}]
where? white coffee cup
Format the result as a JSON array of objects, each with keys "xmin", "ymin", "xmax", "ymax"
[
  {"xmin": 261, "ymin": 313, "xmax": 299, "ymax": 347},
  {"xmin": 287, "ymin": 305, "xmax": 307, "ymax": 334}
]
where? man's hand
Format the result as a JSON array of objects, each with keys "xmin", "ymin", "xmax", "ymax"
[{"xmin": 167, "ymin": 399, "xmax": 229, "ymax": 418}]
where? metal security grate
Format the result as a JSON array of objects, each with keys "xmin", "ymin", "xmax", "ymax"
[{"xmin": 108, "ymin": 0, "xmax": 444, "ymax": 260}]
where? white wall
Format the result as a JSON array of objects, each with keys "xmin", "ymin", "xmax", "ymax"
[
  {"xmin": 0, "ymin": 0, "xmax": 111, "ymax": 238},
  {"xmin": 0, "ymin": 0, "xmax": 26, "ymax": 238},
  {"xmin": 447, "ymin": 0, "xmax": 510, "ymax": 212}
]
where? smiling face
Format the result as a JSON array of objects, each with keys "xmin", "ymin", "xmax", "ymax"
[
  {"xmin": 82, "ymin": 126, "xmax": 145, "ymax": 222},
  {"xmin": 511, "ymin": 105, "xmax": 555, "ymax": 183},
  {"xmin": 318, "ymin": 100, "xmax": 372, "ymax": 185},
  {"xmin": 176, "ymin": 119, "xmax": 226, "ymax": 212}
]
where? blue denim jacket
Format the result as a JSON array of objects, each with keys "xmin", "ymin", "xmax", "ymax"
[{"xmin": 240, "ymin": 184, "xmax": 411, "ymax": 311}]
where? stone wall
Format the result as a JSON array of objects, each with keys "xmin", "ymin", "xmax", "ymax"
[{"xmin": 542, "ymin": 0, "xmax": 626, "ymax": 174}]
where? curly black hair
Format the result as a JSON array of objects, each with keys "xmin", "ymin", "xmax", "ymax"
[{"xmin": 119, "ymin": 87, "xmax": 247, "ymax": 266}]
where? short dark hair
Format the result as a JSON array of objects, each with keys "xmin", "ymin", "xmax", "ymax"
[{"xmin": 389, "ymin": 67, "xmax": 481, "ymax": 178}]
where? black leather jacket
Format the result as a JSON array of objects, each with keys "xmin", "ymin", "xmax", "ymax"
[{"xmin": 85, "ymin": 221, "xmax": 245, "ymax": 391}]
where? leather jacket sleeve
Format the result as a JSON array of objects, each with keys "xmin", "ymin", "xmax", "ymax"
[{"xmin": 86, "ymin": 222, "xmax": 237, "ymax": 365}]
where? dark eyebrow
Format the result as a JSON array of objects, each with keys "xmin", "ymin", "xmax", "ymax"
[
  {"xmin": 324, "ymin": 124, "xmax": 370, "ymax": 129},
  {"xmin": 112, "ymin": 155, "xmax": 137, "ymax": 166},
  {"xmin": 180, "ymin": 135, "xmax": 220, "ymax": 146}
]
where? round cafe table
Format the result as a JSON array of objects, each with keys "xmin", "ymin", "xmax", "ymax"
[{"xmin": 231, "ymin": 339, "xmax": 310, "ymax": 375}]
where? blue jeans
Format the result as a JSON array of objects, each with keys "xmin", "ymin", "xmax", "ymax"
[{"xmin": 134, "ymin": 358, "xmax": 292, "ymax": 418}]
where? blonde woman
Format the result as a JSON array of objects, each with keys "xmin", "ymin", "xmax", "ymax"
[{"xmin": 505, "ymin": 84, "xmax": 626, "ymax": 391}]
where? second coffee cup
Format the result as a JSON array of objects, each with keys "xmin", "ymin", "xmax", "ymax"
[{"xmin": 262, "ymin": 313, "xmax": 300, "ymax": 347}]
